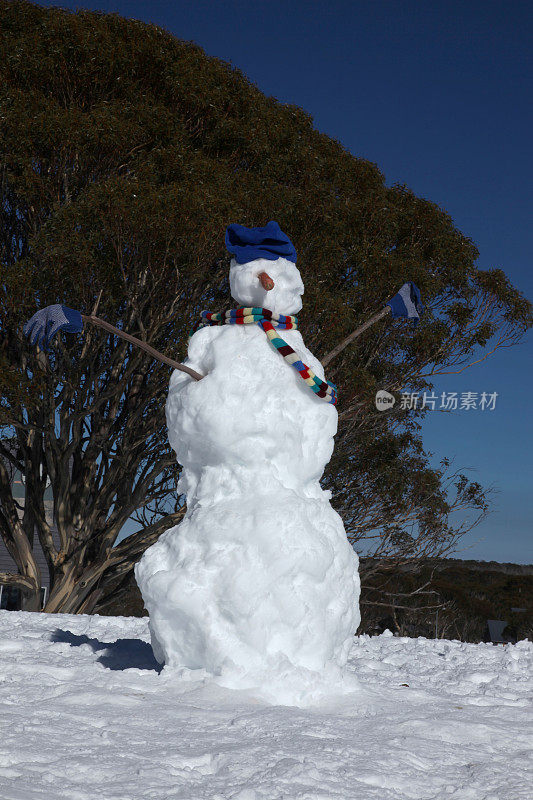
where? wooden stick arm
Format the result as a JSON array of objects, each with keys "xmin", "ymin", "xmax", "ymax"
[
  {"xmin": 81, "ymin": 314, "xmax": 204, "ymax": 381},
  {"xmin": 321, "ymin": 305, "xmax": 391, "ymax": 368},
  {"xmin": 82, "ymin": 303, "xmax": 392, "ymax": 382}
]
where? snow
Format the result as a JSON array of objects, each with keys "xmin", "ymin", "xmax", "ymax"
[
  {"xmin": 1, "ymin": 611, "xmax": 531, "ymax": 800},
  {"xmin": 135, "ymin": 256, "xmax": 360, "ymax": 705}
]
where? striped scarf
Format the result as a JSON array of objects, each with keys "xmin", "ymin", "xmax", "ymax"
[{"xmin": 198, "ymin": 307, "xmax": 337, "ymax": 405}]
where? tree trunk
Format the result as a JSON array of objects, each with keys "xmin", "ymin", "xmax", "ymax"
[{"xmin": 43, "ymin": 563, "xmax": 81, "ymax": 613}]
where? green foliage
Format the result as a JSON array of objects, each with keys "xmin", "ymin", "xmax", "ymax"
[{"xmin": 0, "ymin": 0, "xmax": 531, "ymax": 609}]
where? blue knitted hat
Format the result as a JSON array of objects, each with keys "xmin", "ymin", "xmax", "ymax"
[{"xmin": 225, "ymin": 221, "xmax": 297, "ymax": 264}]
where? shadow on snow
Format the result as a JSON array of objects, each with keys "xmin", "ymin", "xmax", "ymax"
[{"xmin": 50, "ymin": 628, "xmax": 162, "ymax": 672}]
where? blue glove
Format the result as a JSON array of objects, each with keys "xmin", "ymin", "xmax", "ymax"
[
  {"xmin": 386, "ymin": 282, "xmax": 423, "ymax": 326},
  {"xmin": 23, "ymin": 305, "xmax": 84, "ymax": 349}
]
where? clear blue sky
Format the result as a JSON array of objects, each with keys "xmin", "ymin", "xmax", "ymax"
[{"xmin": 40, "ymin": 1, "xmax": 532, "ymax": 563}]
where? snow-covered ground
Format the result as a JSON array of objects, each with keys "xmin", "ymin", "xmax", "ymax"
[{"xmin": 0, "ymin": 611, "xmax": 531, "ymax": 800}]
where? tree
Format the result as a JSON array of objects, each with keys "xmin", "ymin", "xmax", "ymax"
[{"xmin": 0, "ymin": 1, "xmax": 531, "ymax": 613}]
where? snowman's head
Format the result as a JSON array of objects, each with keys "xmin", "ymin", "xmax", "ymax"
[
  {"xmin": 225, "ymin": 221, "xmax": 303, "ymax": 315},
  {"xmin": 229, "ymin": 256, "xmax": 304, "ymax": 315}
]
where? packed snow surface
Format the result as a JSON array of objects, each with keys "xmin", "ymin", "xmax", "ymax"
[
  {"xmin": 135, "ymin": 256, "xmax": 360, "ymax": 704},
  {"xmin": 1, "ymin": 612, "xmax": 531, "ymax": 800}
]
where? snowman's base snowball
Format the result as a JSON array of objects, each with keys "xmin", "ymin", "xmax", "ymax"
[{"xmin": 135, "ymin": 492, "xmax": 360, "ymax": 707}]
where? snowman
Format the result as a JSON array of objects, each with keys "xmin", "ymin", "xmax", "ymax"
[
  {"xmin": 134, "ymin": 221, "xmax": 361, "ymax": 705},
  {"xmin": 24, "ymin": 223, "xmax": 422, "ymax": 705}
]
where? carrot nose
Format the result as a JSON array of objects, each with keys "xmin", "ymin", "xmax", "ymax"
[{"xmin": 258, "ymin": 271, "xmax": 275, "ymax": 291}]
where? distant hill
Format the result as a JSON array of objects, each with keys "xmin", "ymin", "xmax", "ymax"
[
  {"xmin": 415, "ymin": 558, "xmax": 533, "ymax": 576},
  {"xmin": 358, "ymin": 557, "xmax": 532, "ymax": 642}
]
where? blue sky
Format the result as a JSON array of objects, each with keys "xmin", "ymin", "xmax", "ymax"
[{"xmin": 39, "ymin": 1, "xmax": 532, "ymax": 563}]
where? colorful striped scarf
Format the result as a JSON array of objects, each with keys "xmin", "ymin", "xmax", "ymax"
[{"xmin": 198, "ymin": 307, "xmax": 338, "ymax": 405}]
